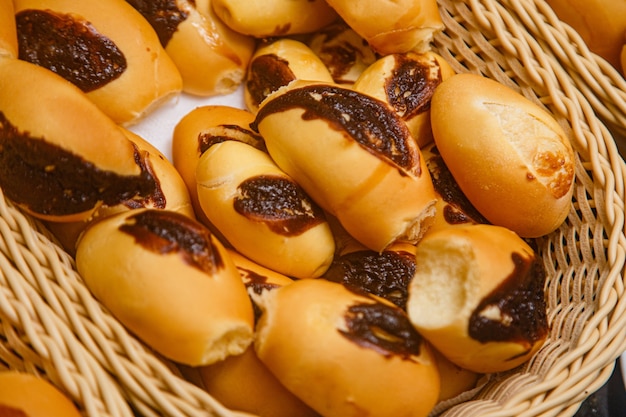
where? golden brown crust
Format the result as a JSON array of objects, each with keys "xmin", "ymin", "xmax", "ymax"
[
  {"xmin": 75, "ymin": 209, "xmax": 255, "ymax": 366},
  {"xmin": 324, "ymin": 0, "xmax": 444, "ymax": 55},
  {"xmin": 430, "ymin": 73, "xmax": 575, "ymax": 238},
  {"xmin": 406, "ymin": 224, "xmax": 549, "ymax": 373},
  {"xmin": 195, "ymin": 140, "xmax": 335, "ymax": 279},
  {"xmin": 14, "ymin": 0, "xmax": 182, "ymax": 125},
  {"xmin": 212, "ymin": 0, "xmax": 338, "ymax": 38},
  {"xmin": 0, "ymin": 58, "xmax": 157, "ymax": 222},
  {"xmin": 0, "ymin": 371, "xmax": 82, "ymax": 417},
  {"xmin": 157, "ymin": 0, "xmax": 256, "ymax": 96},
  {"xmin": 253, "ymin": 80, "xmax": 438, "ymax": 251},
  {"xmin": 254, "ymin": 279, "xmax": 440, "ymax": 417}
]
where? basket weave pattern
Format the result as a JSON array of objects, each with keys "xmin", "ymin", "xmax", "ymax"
[{"xmin": 1, "ymin": 1, "xmax": 625, "ymax": 417}]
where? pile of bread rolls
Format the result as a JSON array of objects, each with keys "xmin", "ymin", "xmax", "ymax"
[{"xmin": 0, "ymin": 1, "xmax": 578, "ymax": 417}]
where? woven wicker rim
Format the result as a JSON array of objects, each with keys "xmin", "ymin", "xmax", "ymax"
[{"xmin": 1, "ymin": 1, "xmax": 625, "ymax": 417}]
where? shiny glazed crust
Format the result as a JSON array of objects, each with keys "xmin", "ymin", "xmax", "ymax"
[
  {"xmin": 430, "ymin": 73, "xmax": 576, "ymax": 238},
  {"xmin": 254, "ymin": 279, "xmax": 440, "ymax": 417},
  {"xmin": 13, "ymin": 0, "xmax": 183, "ymax": 125},
  {"xmin": 75, "ymin": 209, "xmax": 255, "ymax": 366}
]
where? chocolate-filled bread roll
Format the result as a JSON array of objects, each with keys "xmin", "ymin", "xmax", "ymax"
[
  {"xmin": 0, "ymin": 0, "xmax": 17, "ymax": 58},
  {"xmin": 75, "ymin": 209, "xmax": 255, "ymax": 366},
  {"xmin": 14, "ymin": 0, "xmax": 182, "ymax": 125},
  {"xmin": 252, "ymin": 80, "xmax": 437, "ymax": 252},
  {"xmin": 254, "ymin": 279, "xmax": 440, "ymax": 417},
  {"xmin": 0, "ymin": 58, "xmax": 156, "ymax": 222},
  {"xmin": 126, "ymin": 0, "xmax": 255, "ymax": 96},
  {"xmin": 407, "ymin": 224, "xmax": 549, "ymax": 373},
  {"xmin": 196, "ymin": 140, "xmax": 335, "ymax": 279}
]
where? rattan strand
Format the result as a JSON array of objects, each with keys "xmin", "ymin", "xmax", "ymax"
[{"xmin": 0, "ymin": 0, "xmax": 625, "ymax": 417}]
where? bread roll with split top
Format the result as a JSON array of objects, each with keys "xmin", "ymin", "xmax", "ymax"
[
  {"xmin": 75, "ymin": 208, "xmax": 254, "ymax": 366},
  {"xmin": 253, "ymin": 278, "xmax": 440, "ymax": 417},
  {"xmin": 306, "ymin": 21, "xmax": 378, "ymax": 86},
  {"xmin": 406, "ymin": 224, "xmax": 549, "ymax": 373},
  {"xmin": 126, "ymin": 0, "xmax": 255, "ymax": 96},
  {"xmin": 430, "ymin": 73, "xmax": 576, "ymax": 238},
  {"xmin": 0, "ymin": 0, "xmax": 17, "ymax": 58},
  {"xmin": 251, "ymin": 80, "xmax": 438, "ymax": 252},
  {"xmin": 211, "ymin": 0, "xmax": 338, "ymax": 38},
  {"xmin": 14, "ymin": 0, "xmax": 182, "ymax": 125},
  {"xmin": 353, "ymin": 51, "xmax": 455, "ymax": 147},
  {"xmin": 0, "ymin": 58, "xmax": 157, "ymax": 222},
  {"xmin": 195, "ymin": 139, "xmax": 335, "ymax": 279},
  {"xmin": 244, "ymin": 38, "xmax": 335, "ymax": 113},
  {"xmin": 324, "ymin": 0, "xmax": 444, "ymax": 55},
  {"xmin": 0, "ymin": 371, "xmax": 82, "ymax": 417}
]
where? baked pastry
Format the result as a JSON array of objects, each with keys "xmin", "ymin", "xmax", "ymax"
[
  {"xmin": 211, "ymin": 0, "xmax": 338, "ymax": 38},
  {"xmin": 406, "ymin": 224, "xmax": 549, "ymax": 373},
  {"xmin": 324, "ymin": 0, "xmax": 444, "ymax": 55},
  {"xmin": 195, "ymin": 139, "xmax": 335, "ymax": 279},
  {"xmin": 252, "ymin": 80, "xmax": 438, "ymax": 251},
  {"xmin": 353, "ymin": 51, "xmax": 455, "ymax": 147},
  {"xmin": 307, "ymin": 21, "xmax": 378, "ymax": 86},
  {"xmin": 244, "ymin": 38, "xmax": 334, "ymax": 113},
  {"xmin": 430, "ymin": 73, "xmax": 576, "ymax": 238},
  {"xmin": 254, "ymin": 278, "xmax": 440, "ymax": 417},
  {"xmin": 126, "ymin": 0, "xmax": 255, "ymax": 96},
  {"xmin": 0, "ymin": 58, "xmax": 156, "ymax": 222},
  {"xmin": 0, "ymin": 371, "xmax": 82, "ymax": 417},
  {"xmin": 75, "ymin": 208, "xmax": 255, "ymax": 366},
  {"xmin": 14, "ymin": 0, "xmax": 182, "ymax": 125}
]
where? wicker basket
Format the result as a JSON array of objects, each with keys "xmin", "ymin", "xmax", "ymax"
[{"xmin": 1, "ymin": 0, "xmax": 625, "ymax": 416}]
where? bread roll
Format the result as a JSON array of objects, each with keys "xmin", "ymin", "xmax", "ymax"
[
  {"xmin": 211, "ymin": 0, "xmax": 338, "ymax": 38},
  {"xmin": 0, "ymin": 371, "xmax": 82, "ymax": 417},
  {"xmin": 75, "ymin": 208, "xmax": 254, "ymax": 366},
  {"xmin": 196, "ymin": 140, "xmax": 335, "ymax": 279},
  {"xmin": 324, "ymin": 0, "xmax": 444, "ymax": 55},
  {"xmin": 252, "ymin": 80, "xmax": 438, "ymax": 252},
  {"xmin": 244, "ymin": 38, "xmax": 334, "ymax": 113},
  {"xmin": 307, "ymin": 21, "xmax": 378, "ymax": 86},
  {"xmin": 420, "ymin": 143, "xmax": 489, "ymax": 235},
  {"xmin": 0, "ymin": 0, "xmax": 17, "ymax": 58},
  {"xmin": 430, "ymin": 73, "xmax": 576, "ymax": 238},
  {"xmin": 545, "ymin": 0, "xmax": 626, "ymax": 70},
  {"xmin": 406, "ymin": 224, "xmax": 549, "ymax": 373},
  {"xmin": 126, "ymin": 0, "xmax": 255, "ymax": 96},
  {"xmin": 254, "ymin": 278, "xmax": 440, "ymax": 417},
  {"xmin": 353, "ymin": 51, "xmax": 455, "ymax": 147},
  {"xmin": 0, "ymin": 58, "xmax": 156, "ymax": 222},
  {"xmin": 14, "ymin": 0, "xmax": 182, "ymax": 125}
]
